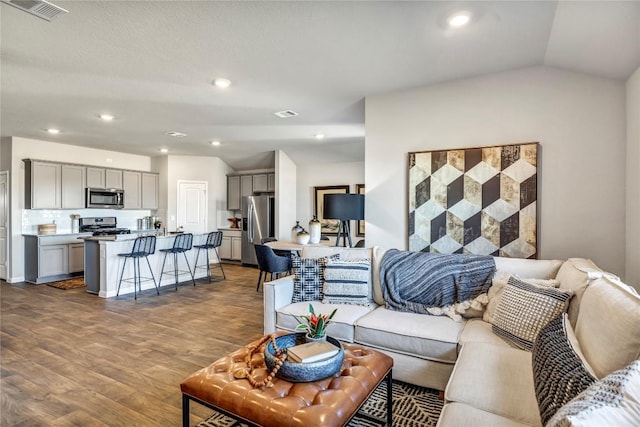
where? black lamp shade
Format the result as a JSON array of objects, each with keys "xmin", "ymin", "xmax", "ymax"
[{"xmin": 323, "ymin": 194, "xmax": 364, "ymax": 220}]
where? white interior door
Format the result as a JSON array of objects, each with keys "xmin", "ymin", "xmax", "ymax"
[
  {"xmin": 177, "ymin": 181, "xmax": 207, "ymax": 233},
  {"xmin": 0, "ymin": 171, "xmax": 8, "ymax": 280}
]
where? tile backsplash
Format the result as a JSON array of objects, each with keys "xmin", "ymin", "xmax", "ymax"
[{"xmin": 23, "ymin": 209, "xmax": 152, "ymax": 234}]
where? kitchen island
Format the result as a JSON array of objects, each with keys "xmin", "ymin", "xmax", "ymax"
[{"xmin": 82, "ymin": 233, "xmax": 213, "ymax": 298}]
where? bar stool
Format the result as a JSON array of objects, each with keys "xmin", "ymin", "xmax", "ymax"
[
  {"xmin": 193, "ymin": 231, "xmax": 226, "ymax": 282},
  {"xmin": 159, "ymin": 233, "xmax": 196, "ymax": 289},
  {"xmin": 116, "ymin": 235, "xmax": 158, "ymax": 300}
]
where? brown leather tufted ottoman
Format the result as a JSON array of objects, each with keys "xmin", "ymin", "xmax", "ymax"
[{"xmin": 180, "ymin": 334, "xmax": 394, "ymax": 427}]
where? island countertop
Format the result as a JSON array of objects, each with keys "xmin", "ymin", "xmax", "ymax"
[{"xmin": 83, "ymin": 233, "xmax": 213, "ymax": 298}]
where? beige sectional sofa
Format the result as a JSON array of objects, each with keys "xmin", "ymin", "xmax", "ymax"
[{"xmin": 263, "ymin": 246, "xmax": 640, "ymax": 426}]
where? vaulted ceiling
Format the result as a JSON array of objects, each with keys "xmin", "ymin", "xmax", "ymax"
[{"xmin": 1, "ymin": 1, "xmax": 638, "ymax": 170}]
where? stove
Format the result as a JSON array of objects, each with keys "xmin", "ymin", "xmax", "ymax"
[
  {"xmin": 79, "ymin": 216, "xmax": 131, "ymax": 236},
  {"xmin": 91, "ymin": 228, "xmax": 131, "ymax": 236}
]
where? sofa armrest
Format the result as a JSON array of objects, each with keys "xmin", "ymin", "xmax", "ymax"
[{"xmin": 263, "ymin": 276, "xmax": 294, "ymax": 334}]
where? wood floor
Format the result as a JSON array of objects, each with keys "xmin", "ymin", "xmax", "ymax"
[{"xmin": 1, "ymin": 264, "xmax": 265, "ymax": 426}]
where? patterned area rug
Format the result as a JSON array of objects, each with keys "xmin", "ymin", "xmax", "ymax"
[
  {"xmin": 197, "ymin": 380, "xmax": 443, "ymax": 427},
  {"xmin": 46, "ymin": 277, "xmax": 86, "ymax": 290}
]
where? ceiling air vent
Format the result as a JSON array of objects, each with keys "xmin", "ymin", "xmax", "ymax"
[
  {"xmin": 164, "ymin": 131, "xmax": 187, "ymax": 138},
  {"xmin": 2, "ymin": 0, "xmax": 67, "ymax": 21},
  {"xmin": 274, "ymin": 110, "xmax": 299, "ymax": 118}
]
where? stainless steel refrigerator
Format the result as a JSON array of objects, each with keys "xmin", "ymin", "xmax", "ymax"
[{"xmin": 241, "ymin": 195, "xmax": 275, "ymax": 265}]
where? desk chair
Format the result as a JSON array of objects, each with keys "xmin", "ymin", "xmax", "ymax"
[{"xmin": 254, "ymin": 244, "xmax": 292, "ymax": 292}]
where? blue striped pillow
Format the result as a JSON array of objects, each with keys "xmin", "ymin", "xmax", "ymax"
[{"xmin": 322, "ymin": 259, "xmax": 372, "ymax": 306}]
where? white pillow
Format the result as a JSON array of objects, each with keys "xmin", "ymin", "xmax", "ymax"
[
  {"xmin": 546, "ymin": 360, "xmax": 640, "ymax": 427},
  {"xmin": 492, "ymin": 276, "xmax": 572, "ymax": 351},
  {"xmin": 483, "ymin": 272, "xmax": 560, "ymax": 324}
]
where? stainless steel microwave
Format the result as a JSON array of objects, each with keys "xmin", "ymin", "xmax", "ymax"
[{"xmin": 86, "ymin": 188, "xmax": 124, "ymax": 209}]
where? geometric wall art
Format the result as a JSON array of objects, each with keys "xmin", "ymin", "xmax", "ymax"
[{"xmin": 408, "ymin": 142, "xmax": 538, "ymax": 259}]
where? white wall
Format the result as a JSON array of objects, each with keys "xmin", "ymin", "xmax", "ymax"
[
  {"xmin": 164, "ymin": 155, "xmax": 233, "ymax": 232},
  {"xmin": 365, "ymin": 66, "xmax": 626, "ymax": 276},
  {"xmin": 626, "ymin": 66, "xmax": 640, "ymax": 289},
  {"xmin": 296, "ymin": 161, "xmax": 365, "ymax": 242},
  {"xmin": 275, "ymin": 150, "xmax": 297, "ymax": 240},
  {"xmin": 5, "ymin": 137, "xmax": 154, "ymax": 282}
]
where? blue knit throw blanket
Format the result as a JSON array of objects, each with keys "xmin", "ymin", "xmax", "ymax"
[{"xmin": 380, "ymin": 249, "xmax": 496, "ymax": 314}]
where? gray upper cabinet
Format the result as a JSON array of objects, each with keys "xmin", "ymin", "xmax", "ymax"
[
  {"xmin": 253, "ymin": 174, "xmax": 268, "ymax": 193},
  {"xmin": 227, "ymin": 176, "xmax": 241, "ymax": 210},
  {"xmin": 141, "ymin": 173, "xmax": 159, "ymax": 210},
  {"xmin": 86, "ymin": 167, "xmax": 105, "ymax": 188},
  {"xmin": 24, "ymin": 160, "xmax": 61, "ymax": 209},
  {"xmin": 61, "ymin": 164, "xmax": 86, "ymax": 209},
  {"xmin": 105, "ymin": 169, "xmax": 123, "ymax": 189},
  {"xmin": 122, "ymin": 171, "xmax": 142, "ymax": 209},
  {"xmin": 240, "ymin": 175, "xmax": 253, "ymax": 197},
  {"xmin": 267, "ymin": 173, "xmax": 275, "ymax": 192},
  {"xmin": 227, "ymin": 172, "xmax": 275, "ymax": 211}
]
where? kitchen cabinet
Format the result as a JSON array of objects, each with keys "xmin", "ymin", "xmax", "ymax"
[
  {"xmin": 227, "ymin": 176, "xmax": 240, "ymax": 210},
  {"xmin": 24, "ymin": 160, "xmax": 61, "ymax": 209},
  {"xmin": 61, "ymin": 164, "xmax": 86, "ymax": 209},
  {"xmin": 220, "ymin": 229, "xmax": 241, "ymax": 261},
  {"xmin": 141, "ymin": 173, "xmax": 159, "ymax": 210},
  {"xmin": 24, "ymin": 235, "xmax": 85, "ymax": 283},
  {"xmin": 122, "ymin": 171, "xmax": 142, "ymax": 209},
  {"xmin": 252, "ymin": 174, "xmax": 268, "ymax": 193},
  {"xmin": 86, "ymin": 167, "xmax": 105, "ymax": 188},
  {"xmin": 227, "ymin": 172, "xmax": 275, "ymax": 211},
  {"xmin": 241, "ymin": 175, "xmax": 253, "ymax": 197},
  {"xmin": 105, "ymin": 169, "xmax": 123, "ymax": 189},
  {"xmin": 267, "ymin": 173, "xmax": 275, "ymax": 192},
  {"xmin": 68, "ymin": 243, "xmax": 85, "ymax": 273}
]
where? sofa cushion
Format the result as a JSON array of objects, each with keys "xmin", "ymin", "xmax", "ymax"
[
  {"xmin": 354, "ymin": 307, "xmax": 463, "ymax": 364},
  {"xmin": 493, "ymin": 257, "xmax": 563, "ymax": 279},
  {"xmin": 438, "ymin": 402, "xmax": 537, "ymax": 427},
  {"xmin": 322, "ymin": 258, "xmax": 372, "ymax": 306},
  {"xmin": 459, "ymin": 318, "xmax": 512, "ymax": 348},
  {"xmin": 445, "ymin": 342, "xmax": 541, "ymax": 426},
  {"xmin": 532, "ymin": 314, "xmax": 597, "ymax": 424},
  {"xmin": 483, "ymin": 272, "xmax": 560, "ymax": 324},
  {"xmin": 575, "ymin": 276, "xmax": 640, "ymax": 379},
  {"xmin": 291, "ymin": 254, "xmax": 339, "ymax": 303},
  {"xmin": 545, "ymin": 360, "xmax": 640, "ymax": 427},
  {"xmin": 554, "ymin": 258, "xmax": 604, "ymax": 327},
  {"xmin": 492, "ymin": 276, "xmax": 572, "ymax": 351},
  {"xmin": 276, "ymin": 301, "xmax": 374, "ymax": 342}
]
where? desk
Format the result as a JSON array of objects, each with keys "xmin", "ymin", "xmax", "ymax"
[{"xmin": 264, "ymin": 239, "xmax": 338, "ymax": 252}]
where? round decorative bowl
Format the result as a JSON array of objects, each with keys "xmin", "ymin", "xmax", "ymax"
[{"xmin": 264, "ymin": 333, "xmax": 344, "ymax": 382}]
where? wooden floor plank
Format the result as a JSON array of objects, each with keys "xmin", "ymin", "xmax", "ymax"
[{"xmin": 1, "ymin": 263, "xmax": 264, "ymax": 426}]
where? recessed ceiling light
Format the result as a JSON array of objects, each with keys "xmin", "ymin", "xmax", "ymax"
[
  {"xmin": 160, "ymin": 148, "xmax": 168, "ymax": 153},
  {"xmin": 447, "ymin": 11, "xmax": 471, "ymax": 28},
  {"xmin": 314, "ymin": 133, "xmax": 325, "ymax": 140},
  {"xmin": 164, "ymin": 131, "xmax": 187, "ymax": 138},
  {"xmin": 46, "ymin": 128, "xmax": 61, "ymax": 134},
  {"xmin": 99, "ymin": 114, "xmax": 115, "ymax": 121},
  {"xmin": 213, "ymin": 78, "xmax": 231, "ymax": 88},
  {"xmin": 210, "ymin": 140, "xmax": 221, "ymax": 146}
]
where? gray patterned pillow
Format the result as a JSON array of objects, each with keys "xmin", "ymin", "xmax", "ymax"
[
  {"xmin": 532, "ymin": 313, "xmax": 597, "ymax": 424},
  {"xmin": 492, "ymin": 276, "xmax": 573, "ymax": 351},
  {"xmin": 322, "ymin": 259, "xmax": 372, "ymax": 306},
  {"xmin": 291, "ymin": 254, "xmax": 340, "ymax": 303},
  {"xmin": 546, "ymin": 359, "xmax": 640, "ymax": 427}
]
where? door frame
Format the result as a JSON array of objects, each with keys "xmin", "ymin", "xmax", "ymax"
[
  {"xmin": 0, "ymin": 170, "xmax": 9, "ymax": 280},
  {"xmin": 176, "ymin": 180, "xmax": 208, "ymax": 233}
]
